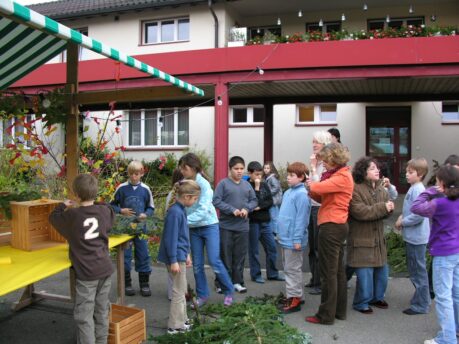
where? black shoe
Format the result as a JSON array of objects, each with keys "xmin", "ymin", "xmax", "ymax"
[
  {"xmin": 267, "ymin": 274, "xmax": 285, "ymax": 281},
  {"xmin": 139, "ymin": 272, "xmax": 151, "ymax": 297},
  {"xmin": 355, "ymin": 307, "xmax": 373, "ymax": 314},
  {"xmin": 125, "ymin": 285, "xmax": 135, "ymax": 296},
  {"xmin": 140, "ymin": 285, "xmax": 152, "ymax": 297},
  {"xmin": 403, "ymin": 308, "xmax": 423, "ymax": 315}
]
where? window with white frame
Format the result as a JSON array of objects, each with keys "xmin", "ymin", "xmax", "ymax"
[
  {"xmin": 0, "ymin": 115, "xmax": 34, "ymax": 147},
  {"xmin": 143, "ymin": 17, "xmax": 189, "ymax": 44},
  {"xmin": 297, "ymin": 104, "xmax": 337, "ymax": 124},
  {"xmin": 368, "ymin": 16, "xmax": 424, "ymax": 30},
  {"xmin": 230, "ymin": 106, "xmax": 265, "ymax": 125},
  {"xmin": 442, "ymin": 102, "xmax": 459, "ymax": 123},
  {"xmin": 306, "ymin": 21, "xmax": 341, "ymax": 33},
  {"xmin": 126, "ymin": 108, "xmax": 189, "ymax": 147},
  {"xmin": 47, "ymin": 28, "xmax": 89, "ymax": 63}
]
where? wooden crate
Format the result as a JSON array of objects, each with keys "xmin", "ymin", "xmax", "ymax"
[
  {"xmin": 0, "ymin": 212, "xmax": 12, "ymax": 247},
  {"xmin": 10, "ymin": 199, "xmax": 66, "ymax": 251},
  {"xmin": 109, "ymin": 304, "xmax": 146, "ymax": 344}
]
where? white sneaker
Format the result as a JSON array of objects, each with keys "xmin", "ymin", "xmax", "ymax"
[
  {"xmin": 424, "ymin": 339, "xmax": 438, "ymax": 344},
  {"xmin": 233, "ymin": 283, "xmax": 247, "ymax": 293},
  {"xmin": 167, "ymin": 327, "xmax": 189, "ymax": 335}
]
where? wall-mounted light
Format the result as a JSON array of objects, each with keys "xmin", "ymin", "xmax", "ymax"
[
  {"xmin": 430, "ymin": 14, "xmax": 437, "ymax": 22},
  {"xmin": 409, "ymin": 5, "xmax": 414, "ymax": 14},
  {"xmin": 363, "ymin": 3, "xmax": 368, "ymax": 11},
  {"xmin": 386, "ymin": 14, "xmax": 391, "ymax": 23},
  {"xmin": 341, "ymin": 13, "xmax": 346, "ymax": 21},
  {"xmin": 256, "ymin": 66, "xmax": 264, "ymax": 75},
  {"xmin": 277, "ymin": 17, "xmax": 281, "ymax": 25},
  {"xmin": 257, "ymin": 28, "xmax": 260, "ymax": 34},
  {"xmin": 319, "ymin": 18, "xmax": 323, "ymax": 27},
  {"xmin": 217, "ymin": 96, "xmax": 223, "ymax": 106},
  {"xmin": 298, "ymin": 10, "xmax": 303, "ymax": 18}
]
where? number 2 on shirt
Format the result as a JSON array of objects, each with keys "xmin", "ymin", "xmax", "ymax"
[{"xmin": 84, "ymin": 218, "xmax": 99, "ymax": 240}]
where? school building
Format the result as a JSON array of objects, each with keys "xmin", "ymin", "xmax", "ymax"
[{"xmin": 4, "ymin": 0, "xmax": 459, "ymax": 191}]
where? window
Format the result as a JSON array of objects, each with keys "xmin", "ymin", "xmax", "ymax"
[
  {"xmin": 297, "ymin": 104, "xmax": 337, "ymax": 124},
  {"xmin": 126, "ymin": 108, "xmax": 189, "ymax": 147},
  {"xmin": 306, "ymin": 21, "xmax": 341, "ymax": 33},
  {"xmin": 230, "ymin": 106, "xmax": 265, "ymax": 125},
  {"xmin": 48, "ymin": 28, "xmax": 89, "ymax": 63},
  {"xmin": 248, "ymin": 26, "xmax": 281, "ymax": 40},
  {"xmin": 143, "ymin": 17, "xmax": 189, "ymax": 44},
  {"xmin": 442, "ymin": 102, "xmax": 459, "ymax": 123},
  {"xmin": 0, "ymin": 115, "xmax": 34, "ymax": 147},
  {"xmin": 368, "ymin": 17, "xmax": 424, "ymax": 30}
]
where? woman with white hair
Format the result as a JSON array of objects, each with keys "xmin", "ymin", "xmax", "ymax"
[{"xmin": 305, "ymin": 130, "xmax": 333, "ymax": 295}]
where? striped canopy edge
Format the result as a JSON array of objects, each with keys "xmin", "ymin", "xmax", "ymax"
[{"xmin": 0, "ymin": 0, "xmax": 204, "ymax": 96}]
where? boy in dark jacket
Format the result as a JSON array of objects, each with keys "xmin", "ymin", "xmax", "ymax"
[
  {"xmin": 247, "ymin": 161, "xmax": 284, "ymax": 283},
  {"xmin": 49, "ymin": 174, "xmax": 115, "ymax": 344}
]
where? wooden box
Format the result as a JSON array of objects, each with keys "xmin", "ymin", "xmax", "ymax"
[
  {"xmin": 10, "ymin": 199, "xmax": 66, "ymax": 251},
  {"xmin": 0, "ymin": 212, "xmax": 12, "ymax": 247},
  {"xmin": 109, "ymin": 304, "xmax": 146, "ymax": 344}
]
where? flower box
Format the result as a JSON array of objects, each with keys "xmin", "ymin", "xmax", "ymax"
[
  {"xmin": 10, "ymin": 199, "xmax": 66, "ymax": 251},
  {"xmin": 108, "ymin": 304, "xmax": 146, "ymax": 344}
]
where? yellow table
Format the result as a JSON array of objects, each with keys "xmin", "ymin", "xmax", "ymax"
[{"xmin": 0, "ymin": 235, "xmax": 132, "ymax": 310}]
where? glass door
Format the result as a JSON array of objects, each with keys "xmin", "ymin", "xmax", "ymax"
[{"xmin": 366, "ymin": 107, "xmax": 411, "ymax": 193}]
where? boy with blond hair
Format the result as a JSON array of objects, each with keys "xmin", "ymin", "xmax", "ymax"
[
  {"xmin": 49, "ymin": 174, "xmax": 115, "ymax": 344},
  {"xmin": 396, "ymin": 158, "xmax": 430, "ymax": 315},
  {"xmin": 111, "ymin": 160, "xmax": 155, "ymax": 296}
]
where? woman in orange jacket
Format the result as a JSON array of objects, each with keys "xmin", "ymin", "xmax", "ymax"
[{"xmin": 305, "ymin": 143, "xmax": 354, "ymax": 325}]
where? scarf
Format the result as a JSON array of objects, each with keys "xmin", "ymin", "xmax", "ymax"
[{"xmin": 320, "ymin": 166, "xmax": 344, "ymax": 182}]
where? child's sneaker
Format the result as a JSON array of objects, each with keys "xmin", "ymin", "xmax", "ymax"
[
  {"xmin": 190, "ymin": 297, "xmax": 208, "ymax": 309},
  {"xmin": 223, "ymin": 295, "xmax": 233, "ymax": 306},
  {"xmin": 233, "ymin": 283, "xmax": 247, "ymax": 293},
  {"xmin": 423, "ymin": 340, "xmax": 438, "ymax": 344},
  {"xmin": 167, "ymin": 326, "xmax": 190, "ymax": 335},
  {"xmin": 215, "ymin": 286, "xmax": 223, "ymax": 294}
]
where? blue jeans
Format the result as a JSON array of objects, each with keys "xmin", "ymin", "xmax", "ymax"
[
  {"xmin": 248, "ymin": 221, "xmax": 279, "ymax": 280},
  {"xmin": 432, "ymin": 254, "xmax": 459, "ymax": 344},
  {"xmin": 189, "ymin": 224, "xmax": 234, "ymax": 298},
  {"xmin": 124, "ymin": 236, "xmax": 151, "ymax": 273},
  {"xmin": 353, "ymin": 264, "xmax": 388, "ymax": 311},
  {"xmin": 406, "ymin": 243, "xmax": 431, "ymax": 313},
  {"xmin": 269, "ymin": 206, "xmax": 279, "ymax": 235}
]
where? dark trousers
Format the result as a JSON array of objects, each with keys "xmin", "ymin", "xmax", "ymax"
[
  {"xmin": 316, "ymin": 222, "xmax": 348, "ymax": 324},
  {"xmin": 219, "ymin": 228, "xmax": 249, "ymax": 285},
  {"xmin": 307, "ymin": 206, "xmax": 320, "ymax": 287}
]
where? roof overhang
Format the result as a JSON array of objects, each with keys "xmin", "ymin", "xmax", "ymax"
[{"xmin": 0, "ymin": 0, "xmax": 204, "ymax": 96}]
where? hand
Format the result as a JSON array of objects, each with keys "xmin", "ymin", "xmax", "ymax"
[
  {"xmin": 293, "ymin": 243, "xmax": 301, "ymax": 251},
  {"xmin": 310, "ymin": 154, "xmax": 317, "ymax": 170},
  {"xmin": 395, "ymin": 215, "xmax": 402, "ymax": 230},
  {"xmin": 385, "ymin": 201, "xmax": 395, "ymax": 213},
  {"xmin": 186, "ymin": 255, "xmax": 192, "ymax": 267},
  {"xmin": 170, "ymin": 262, "xmax": 180, "ymax": 274},
  {"xmin": 240, "ymin": 208, "xmax": 249, "ymax": 218},
  {"xmin": 233, "ymin": 209, "xmax": 241, "ymax": 217},
  {"xmin": 63, "ymin": 199, "xmax": 75, "ymax": 207},
  {"xmin": 254, "ymin": 178, "xmax": 261, "ymax": 190},
  {"xmin": 383, "ymin": 177, "xmax": 391, "ymax": 188},
  {"xmin": 121, "ymin": 208, "xmax": 135, "ymax": 216},
  {"xmin": 138, "ymin": 213, "xmax": 147, "ymax": 221},
  {"xmin": 306, "ymin": 179, "xmax": 313, "ymax": 187}
]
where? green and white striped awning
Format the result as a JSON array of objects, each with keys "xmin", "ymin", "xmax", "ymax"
[{"xmin": 0, "ymin": 0, "xmax": 204, "ymax": 96}]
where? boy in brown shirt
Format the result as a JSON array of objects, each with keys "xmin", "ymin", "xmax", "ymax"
[{"xmin": 49, "ymin": 174, "xmax": 115, "ymax": 344}]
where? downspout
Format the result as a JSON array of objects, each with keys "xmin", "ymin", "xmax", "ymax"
[{"xmin": 208, "ymin": 0, "xmax": 219, "ymax": 48}]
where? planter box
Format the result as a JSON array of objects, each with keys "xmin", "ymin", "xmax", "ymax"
[
  {"xmin": 0, "ymin": 212, "xmax": 11, "ymax": 247},
  {"xmin": 10, "ymin": 199, "xmax": 66, "ymax": 251},
  {"xmin": 109, "ymin": 304, "xmax": 146, "ymax": 344}
]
